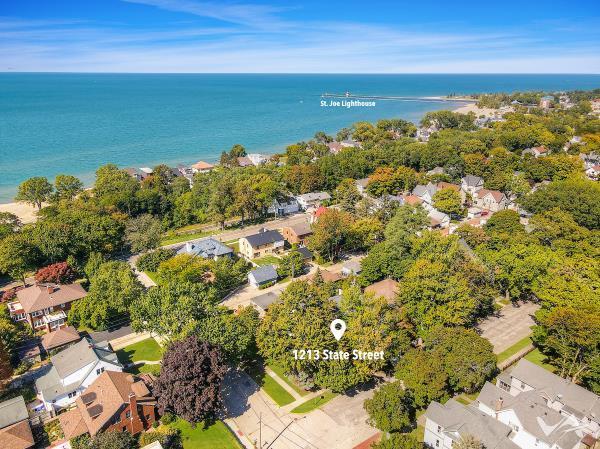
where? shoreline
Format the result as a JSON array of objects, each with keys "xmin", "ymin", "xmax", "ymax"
[{"xmin": 0, "ymin": 202, "xmax": 40, "ymax": 224}]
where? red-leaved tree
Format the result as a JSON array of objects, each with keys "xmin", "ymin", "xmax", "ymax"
[
  {"xmin": 35, "ymin": 262, "xmax": 76, "ymax": 284},
  {"xmin": 153, "ymin": 337, "xmax": 227, "ymax": 424}
]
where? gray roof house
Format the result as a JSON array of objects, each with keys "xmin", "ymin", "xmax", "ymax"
[
  {"xmin": 250, "ymin": 291, "xmax": 280, "ymax": 314},
  {"xmin": 341, "ymin": 260, "xmax": 362, "ymax": 276},
  {"xmin": 35, "ymin": 338, "xmax": 123, "ymax": 412},
  {"xmin": 295, "ymin": 192, "xmax": 331, "ymax": 210},
  {"xmin": 0, "ymin": 396, "xmax": 35, "ymax": 449},
  {"xmin": 248, "ymin": 265, "xmax": 278, "ymax": 288},
  {"xmin": 474, "ymin": 359, "xmax": 600, "ymax": 449},
  {"xmin": 177, "ymin": 238, "xmax": 234, "ymax": 260},
  {"xmin": 461, "ymin": 175, "xmax": 485, "ymax": 194},
  {"xmin": 244, "ymin": 229, "xmax": 284, "ymax": 248},
  {"xmin": 424, "ymin": 399, "xmax": 519, "ymax": 449},
  {"xmin": 412, "ymin": 183, "xmax": 439, "ymax": 204}
]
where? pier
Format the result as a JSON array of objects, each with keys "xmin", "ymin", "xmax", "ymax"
[{"xmin": 321, "ymin": 93, "xmax": 476, "ymax": 103}]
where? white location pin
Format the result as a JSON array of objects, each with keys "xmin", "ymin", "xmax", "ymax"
[{"xmin": 330, "ymin": 319, "xmax": 347, "ymax": 341}]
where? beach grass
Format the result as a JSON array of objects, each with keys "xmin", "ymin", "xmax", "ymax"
[{"xmin": 290, "ymin": 391, "xmax": 337, "ymax": 413}]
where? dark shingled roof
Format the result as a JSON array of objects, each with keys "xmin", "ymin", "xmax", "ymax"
[
  {"xmin": 249, "ymin": 265, "xmax": 278, "ymax": 284},
  {"xmin": 244, "ymin": 229, "xmax": 284, "ymax": 248}
]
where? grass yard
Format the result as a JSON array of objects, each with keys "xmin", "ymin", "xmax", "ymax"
[
  {"xmin": 497, "ymin": 336, "xmax": 533, "ymax": 363},
  {"xmin": 161, "ymin": 229, "xmax": 214, "ymax": 246},
  {"xmin": 226, "ymin": 240, "xmax": 240, "ymax": 254},
  {"xmin": 126, "ymin": 363, "xmax": 161, "ymax": 376},
  {"xmin": 290, "ymin": 391, "xmax": 337, "ymax": 414},
  {"xmin": 167, "ymin": 419, "xmax": 242, "ymax": 449},
  {"xmin": 246, "ymin": 364, "xmax": 295, "ymax": 407},
  {"xmin": 525, "ymin": 349, "xmax": 555, "ymax": 372},
  {"xmin": 117, "ymin": 338, "xmax": 163, "ymax": 364},
  {"xmin": 253, "ymin": 255, "xmax": 281, "ymax": 266},
  {"xmin": 268, "ymin": 364, "xmax": 309, "ymax": 396}
]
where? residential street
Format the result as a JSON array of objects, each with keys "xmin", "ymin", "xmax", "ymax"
[
  {"xmin": 477, "ymin": 301, "xmax": 539, "ymax": 353},
  {"xmin": 223, "ymin": 370, "xmax": 378, "ymax": 449}
]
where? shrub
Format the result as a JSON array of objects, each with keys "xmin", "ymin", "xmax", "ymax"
[
  {"xmin": 161, "ymin": 411, "xmax": 176, "ymax": 425},
  {"xmin": 35, "ymin": 262, "xmax": 77, "ymax": 284},
  {"xmin": 137, "ymin": 249, "xmax": 176, "ymax": 272}
]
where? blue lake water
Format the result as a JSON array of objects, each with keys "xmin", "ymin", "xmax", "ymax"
[{"xmin": 1, "ymin": 73, "xmax": 599, "ymax": 202}]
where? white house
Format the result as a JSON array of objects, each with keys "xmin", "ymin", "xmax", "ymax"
[
  {"xmin": 461, "ymin": 175, "xmax": 485, "ymax": 196},
  {"xmin": 248, "ymin": 265, "xmax": 278, "ymax": 289},
  {"xmin": 35, "ymin": 338, "xmax": 122, "ymax": 413},
  {"xmin": 412, "ymin": 183, "xmax": 439, "ymax": 205},
  {"xmin": 474, "ymin": 189, "xmax": 509, "ymax": 212},
  {"xmin": 475, "ymin": 359, "xmax": 600, "ymax": 449},
  {"xmin": 247, "ymin": 153, "xmax": 271, "ymax": 166},
  {"xmin": 268, "ymin": 197, "xmax": 300, "ymax": 216},
  {"xmin": 191, "ymin": 161, "xmax": 215, "ymax": 173},
  {"xmin": 424, "ymin": 399, "xmax": 519, "ymax": 449},
  {"xmin": 586, "ymin": 165, "xmax": 600, "ymax": 180},
  {"xmin": 295, "ymin": 192, "xmax": 331, "ymax": 210},
  {"xmin": 522, "ymin": 146, "xmax": 549, "ymax": 158},
  {"xmin": 428, "ymin": 208, "xmax": 450, "ymax": 229}
]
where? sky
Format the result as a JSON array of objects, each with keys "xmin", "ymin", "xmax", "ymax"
[{"xmin": 1, "ymin": 0, "xmax": 599, "ymax": 73}]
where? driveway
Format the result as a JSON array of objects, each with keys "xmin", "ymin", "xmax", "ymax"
[
  {"xmin": 223, "ymin": 371, "xmax": 378, "ymax": 449},
  {"xmin": 477, "ymin": 301, "xmax": 539, "ymax": 354}
]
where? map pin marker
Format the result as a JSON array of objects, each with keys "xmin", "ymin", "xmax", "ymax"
[{"xmin": 330, "ymin": 319, "xmax": 347, "ymax": 341}]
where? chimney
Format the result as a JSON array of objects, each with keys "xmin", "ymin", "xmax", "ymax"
[
  {"xmin": 128, "ymin": 393, "xmax": 138, "ymax": 421},
  {"xmin": 46, "ymin": 285, "xmax": 55, "ymax": 294}
]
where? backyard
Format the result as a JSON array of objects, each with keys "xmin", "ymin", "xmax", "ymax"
[
  {"xmin": 117, "ymin": 337, "xmax": 163, "ymax": 374},
  {"xmin": 253, "ymin": 255, "xmax": 281, "ymax": 266},
  {"xmin": 246, "ymin": 364, "xmax": 295, "ymax": 407}
]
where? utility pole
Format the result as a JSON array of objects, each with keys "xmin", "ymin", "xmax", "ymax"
[{"xmin": 265, "ymin": 417, "xmax": 304, "ymax": 449}]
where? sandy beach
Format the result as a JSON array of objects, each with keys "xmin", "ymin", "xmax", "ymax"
[
  {"xmin": 453, "ymin": 102, "xmax": 510, "ymax": 116},
  {"xmin": 0, "ymin": 202, "xmax": 40, "ymax": 224}
]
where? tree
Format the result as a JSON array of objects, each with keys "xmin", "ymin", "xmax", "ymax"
[
  {"xmin": 0, "ymin": 305, "xmax": 31, "ymax": 360},
  {"xmin": 277, "ymin": 250, "xmax": 305, "ymax": 278},
  {"xmin": 421, "ymin": 110, "xmax": 476, "ymax": 131},
  {"xmin": 432, "ymin": 188, "xmax": 464, "ymax": 217},
  {"xmin": 229, "ymin": 144, "xmax": 246, "ymax": 157},
  {"xmin": 335, "ymin": 178, "xmax": 361, "ymax": 213},
  {"xmin": 69, "ymin": 261, "xmax": 143, "ymax": 330},
  {"xmin": 15, "ymin": 176, "xmax": 53, "ymax": 209},
  {"xmin": 0, "ymin": 341, "xmax": 13, "ymax": 386},
  {"xmin": 154, "ymin": 337, "xmax": 228, "ymax": 424},
  {"xmin": 364, "ymin": 381, "xmax": 415, "ymax": 432},
  {"xmin": 54, "ymin": 175, "xmax": 84, "ymax": 201},
  {"xmin": 0, "ymin": 233, "xmax": 38, "ymax": 283},
  {"xmin": 124, "ymin": 214, "xmax": 163, "ymax": 253},
  {"xmin": 454, "ymin": 435, "xmax": 485, "ymax": 449},
  {"xmin": 157, "ymin": 254, "xmax": 213, "ymax": 284},
  {"xmin": 86, "ymin": 431, "xmax": 137, "ymax": 449},
  {"xmin": 533, "ymin": 306, "xmax": 600, "ymax": 387},
  {"xmin": 350, "ymin": 217, "xmax": 384, "ymax": 250},
  {"xmin": 0, "ymin": 212, "xmax": 21, "ymax": 240},
  {"xmin": 395, "ymin": 348, "xmax": 449, "ymax": 408},
  {"xmin": 136, "ymin": 248, "xmax": 176, "ymax": 272},
  {"xmin": 372, "ymin": 433, "xmax": 424, "ymax": 449},
  {"xmin": 93, "ymin": 164, "xmax": 139, "ymax": 213},
  {"xmin": 130, "ymin": 282, "xmax": 217, "ymax": 339},
  {"xmin": 35, "ymin": 261, "xmax": 77, "ymax": 284},
  {"xmin": 308, "ymin": 209, "xmax": 353, "ymax": 262},
  {"xmin": 483, "ymin": 210, "xmax": 524, "ymax": 236}
]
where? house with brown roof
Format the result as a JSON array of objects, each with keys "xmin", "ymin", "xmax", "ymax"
[
  {"xmin": 474, "ymin": 189, "xmax": 509, "ymax": 212},
  {"xmin": 282, "ymin": 222, "xmax": 313, "ymax": 245},
  {"xmin": 41, "ymin": 325, "xmax": 81, "ymax": 354},
  {"xmin": 522, "ymin": 145, "xmax": 549, "ymax": 158},
  {"xmin": 7, "ymin": 283, "xmax": 87, "ymax": 333},
  {"xmin": 364, "ymin": 279, "xmax": 399, "ymax": 303},
  {"xmin": 59, "ymin": 371, "xmax": 157, "ymax": 440},
  {"xmin": 0, "ymin": 396, "xmax": 35, "ymax": 449},
  {"xmin": 191, "ymin": 160, "xmax": 215, "ymax": 173}
]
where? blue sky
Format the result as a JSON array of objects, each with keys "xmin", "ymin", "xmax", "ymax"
[{"xmin": 1, "ymin": 0, "xmax": 599, "ymax": 73}]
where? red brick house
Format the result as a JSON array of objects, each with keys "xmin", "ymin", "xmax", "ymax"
[
  {"xmin": 281, "ymin": 222, "xmax": 313, "ymax": 245},
  {"xmin": 7, "ymin": 283, "xmax": 87, "ymax": 333},
  {"xmin": 58, "ymin": 371, "xmax": 157, "ymax": 440}
]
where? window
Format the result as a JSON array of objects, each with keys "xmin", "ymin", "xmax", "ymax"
[
  {"xmin": 437, "ymin": 425, "xmax": 441, "ymax": 432},
  {"xmin": 126, "ymin": 411, "xmax": 131, "ymax": 419},
  {"xmin": 520, "ymin": 382, "xmax": 526, "ymax": 389},
  {"xmin": 113, "ymin": 415, "xmax": 121, "ymax": 424},
  {"xmin": 96, "ymin": 367, "xmax": 105, "ymax": 375},
  {"xmin": 68, "ymin": 391, "xmax": 77, "ymax": 399},
  {"xmin": 436, "ymin": 440, "xmax": 439, "ymax": 447},
  {"xmin": 535, "ymin": 439, "xmax": 540, "ymax": 446},
  {"xmin": 122, "ymin": 426, "xmax": 127, "ymax": 432}
]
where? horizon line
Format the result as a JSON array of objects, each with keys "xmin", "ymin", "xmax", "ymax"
[{"xmin": 2, "ymin": 71, "xmax": 600, "ymax": 76}]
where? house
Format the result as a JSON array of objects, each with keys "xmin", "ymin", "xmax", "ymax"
[
  {"xmin": 248, "ymin": 265, "xmax": 278, "ymax": 289},
  {"xmin": 586, "ymin": 165, "xmax": 600, "ymax": 180},
  {"xmin": 412, "ymin": 183, "xmax": 439, "ymax": 205},
  {"xmin": 461, "ymin": 175, "xmax": 485, "ymax": 196},
  {"xmin": 296, "ymin": 246, "xmax": 313, "ymax": 262},
  {"xmin": 308, "ymin": 269, "xmax": 342, "ymax": 284},
  {"xmin": 402, "ymin": 194, "xmax": 423, "ymax": 206},
  {"xmin": 424, "ymin": 399, "xmax": 519, "ymax": 449},
  {"xmin": 355, "ymin": 178, "xmax": 370, "ymax": 195},
  {"xmin": 327, "ymin": 142, "xmax": 343, "ymax": 155},
  {"xmin": 237, "ymin": 156, "xmax": 253, "ymax": 167},
  {"xmin": 191, "ymin": 161, "xmax": 215, "ymax": 173},
  {"xmin": 416, "ymin": 126, "xmax": 437, "ymax": 142},
  {"xmin": 427, "ymin": 166, "xmax": 445, "ymax": 176},
  {"xmin": 247, "ymin": 153, "xmax": 271, "ymax": 166},
  {"xmin": 124, "ymin": 167, "xmax": 151, "ymax": 182},
  {"xmin": 58, "ymin": 371, "xmax": 157, "ymax": 440},
  {"xmin": 340, "ymin": 139, "xmax": 360, "ymax": 148},
  {"xmin": 592, "ymin": 99, "xmax": 600, "ymax": 114},
  {"xmin": 310, "ymin": 206, "xmax": 329, "ymax": 224},
  {"xmin": 268, "ymin": 197, "xmax": 300, "ymax": 216},
  {"xmin": 295, "ymin": 192, "xmax": 331, "ymax": 210},
  {"xmin": 476, "ymin": 359, "xmax": 600, "ymax": 449},
  {"xmin": 522, "ymin": 146, "xmax": 548, "ymax": 158},
  {"xmin": 540, "ymin": 95, "xmax": 554, "ymax": 109},
  {"xmin": 250, "ymin": 291, "xmax": 280, "ymax": 314},
  {"xmin": 341, "ymin": 260, "xmax": 362, "ymax": 277},
  {"xmin": 474, "ymin": 189, "xmax": 509, "ymax": 212},
  {"xmin": 428, "ymin": 208, "xmax": 451, "ymax": 229},
  {"xmin": 282, "ymin": 222, "xmax": 313, "ymax": 245},
  {"xmin": 0, "ymin": 396, "xmax": 35, "ymax": 449},
  {"xmin": 35, "ymin": 338, "xmax": 123, "ymax": 412},
  {"xmin": 41, "ymin": 325, "xmax": 81, "ymax": 354},
  {"xmin": 239, "ymin": 228, "xmax": 285, "ymax": 259},
  {"xmin": 364, "ymin": 279, "xmax": 399, "ymax": 303},
  {"xmin": 176, "ymin": 238, "xmax": 233, "ymax": 260},
  {"xmin": 8, "ymin": 283, "xmax": 88, "ymax": 333}
]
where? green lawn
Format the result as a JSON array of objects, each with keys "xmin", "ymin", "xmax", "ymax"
[
  {"xmin": 290, "ymin": 392, "xmax": 337, "ymax": 413},
  {"xmin": 161, "ymin": 229, "xmax": 214, "ymax": 246},
  {"xmin": 117, "ymin": 338, "xmax": 163, "ymax": 364},
  {"xmin": 268, "ymin": 364, "xmax": 309, "ymax": 397},
  {"xmin": 126, "ymin": 363, "xmax": 161, "ymax": 376},
  {"xmin": 253, "ymin": 255, "xmax": 281, "ymax": 266},
  {"xmin": 227, "ymin": 240, "xmax": 240, "ymax": 254},
  {"xmin": 497, "ymin": 336, "xmax": 533, "ymax": 363},
  {"xmin": 246, "ymin": 365, "xmax": 295, "ymax": 407},
  {"xmin": 145, "ymin": 271, "xmax": 159, "ymax": 284},
  {"xmin": 525, "ymin": 349, "xmax": 555, "ymax": 372},
  {"xmin": 167, "ymin": 419, "xmax": 242, "ymax": 449}
]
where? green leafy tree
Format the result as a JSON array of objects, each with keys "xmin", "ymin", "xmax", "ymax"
[
  {"xmin": 372, "ymin": 434, "xmax": 424, "ymax": 449},
  {"xmin": 157, "ymin": 254, "xmax": 212, "ymax": 284},
  {"xmin": 335, "ymin": 178, "xmax": 362, "ymax": 213},
  {"xmin": 277, "ymin": 250, "xmax": 306, "ymax": 278},
  {"xmin": 87, "ymin": 431, "xmax": 137, "ymax": 449},
  {"xmin": 136, "ymin": 248, "xmax": 176, "ymax": 272},
  {"xmin": 0, "ymin": 212, "xmax": 22, "ymax": 240},
  {"xmin": 432, "ymin": 188, "xmax": 464, "ymax": 217},
  {"xmin": 364, "ymin": 381, "xmax": 415, "ymax": 432},
  {"xmin": 0, "ymin": 233, "xmax": 38, "ymax": 283},
  {"xmin": 93, "ymin": 164, "xmax": 139, "ymax": 213},
  {"xmin": 54, "ymin": 175, "xmax": 84, "ymax": 201},
  {"xmin": 124, "ymin": 214, "xmax": 163, "ymax": 253},
  {"xmin": 308, "ymin": 209, "xmax": 353, "ymax": 262},
  {"xmin": 395, "ymin": 348, "xmax": 449, "ymax": 408},
  {"xmin": 350, "ymin": 217, "xmax": 384, "ymax": 250},
  {"xmin": 15, "ymin": 176, "xmax": 53, "ymax": 209},
  {"xmin": 69, "ymin": 261, "xmax": 143, "ymax": 330}
]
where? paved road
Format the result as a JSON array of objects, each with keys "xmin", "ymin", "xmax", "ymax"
[
  {"xmin": 223, "ymin": 370, "xmax": 378, "ymax": 449},
  {"xmin": 477, "ymin": 301, "xmax": 539, "ymax": 354}
]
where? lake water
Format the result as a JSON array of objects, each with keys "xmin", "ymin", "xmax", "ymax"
[{"xmin": 1, "ymin": 73, "xmax": 599, "ymax": 202}]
